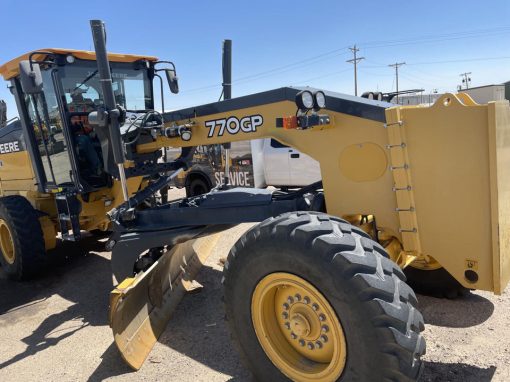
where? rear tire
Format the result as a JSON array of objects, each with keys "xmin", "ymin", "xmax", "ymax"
[
  {"xmin": 404, "ymin": 266, "xmax": 468, "ymax": 299},
  {"xmin": 223, "ymin": 212, "xmax": 425, "ymax": 381},
  {"xmin": 0, "ymin": 196, "xmax": 46, "ymax": 280}
]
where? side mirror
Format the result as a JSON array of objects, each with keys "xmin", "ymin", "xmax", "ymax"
[
  {"xmin": 19, "ymin": 60, "xmax": 43, "ymax": 94},
  {"xmin": 164, "ymin": 69, "xmax": 179, "ymax": 94}
]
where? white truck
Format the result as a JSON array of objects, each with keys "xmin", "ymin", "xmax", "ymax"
[{"xmin": 172, "ymin": 138, "xmax": 321, "ymax": 196}]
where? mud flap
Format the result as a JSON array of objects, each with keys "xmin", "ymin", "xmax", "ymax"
[{"xmin": 109, "ymin": 233, "xmax": 221, "ymax": 370}]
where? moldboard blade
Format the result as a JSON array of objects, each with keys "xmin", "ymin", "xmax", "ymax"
[{"xmin": 109, "ymin": 233, "xmax": 221, "ymax": 370}]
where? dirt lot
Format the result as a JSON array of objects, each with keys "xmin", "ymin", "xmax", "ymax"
[{"xmin": 0, "ymin": 191, "xmax": 509, "ymax": 381}]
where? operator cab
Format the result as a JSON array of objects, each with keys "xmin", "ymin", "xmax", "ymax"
[{"xmin": 0, "ymin": 49, "xmax": 159, "ymax": 193}]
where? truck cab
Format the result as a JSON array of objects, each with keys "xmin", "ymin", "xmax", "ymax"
[
  {"xmin": 173, "ymin": 137, "xmax": 321, "ymax": 197},
  {"xmin": 257, "ymin": 138, "xmax": 321, "ymax": 187}
]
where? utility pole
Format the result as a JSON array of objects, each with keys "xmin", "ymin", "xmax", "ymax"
[
  {"xmin": 459, "ymin": 72, "xmax": 472, "ymax": 89},
  {"xmin": 346, "ymin": 45, "xmax": 364, "ymax": 96},
  {"xmin": 388, "ymin": 62, "xmax": 405, "ymax": 104}
]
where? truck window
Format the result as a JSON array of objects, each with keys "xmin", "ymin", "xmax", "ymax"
[{"xmin": 270, "ymin": 138, "xmax": 288, "ymax": 149}]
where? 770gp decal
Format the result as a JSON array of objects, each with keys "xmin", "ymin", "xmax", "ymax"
[{"xmin": 205, "ymin": 114, "xmax": 263, "ymax": 138}]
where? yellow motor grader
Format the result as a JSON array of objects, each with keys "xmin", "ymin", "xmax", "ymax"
[{"xmin": 0, "ymin": 20, "xmax": 509, "ymax": 381}]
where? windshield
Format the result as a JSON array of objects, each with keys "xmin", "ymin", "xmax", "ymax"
[
  {"xmin": 57, "ymin": 60, "xmax": 153, "ymax": 112},
  {"xmin": 22, "ymin": 59, "xmax": 153, "ymax": 189}
]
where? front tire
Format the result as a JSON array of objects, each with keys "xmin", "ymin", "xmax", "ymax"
[
  {"xmin": 186, "ymin": 177, "xmax": 210, "ymax": 197},
  {"xmin": 0, "ymin": 196, "xmax": 46, "ymax": 280},
  {"xmin": 223, "ymin": 212, "xmax": 425, "ymax": 381}
]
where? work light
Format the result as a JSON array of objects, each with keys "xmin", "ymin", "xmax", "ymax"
[
  {"xmin": 314, "ymin": 91, "xmax": 326, "ymax": 110},
  {"xmin": 296, "ymin": 90, "xmax": 314, "ymax": 110}
]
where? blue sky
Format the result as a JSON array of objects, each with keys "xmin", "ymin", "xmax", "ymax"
[{"xmin": 1, "ymin": 0, "xmax": 509, "ymax": 118}]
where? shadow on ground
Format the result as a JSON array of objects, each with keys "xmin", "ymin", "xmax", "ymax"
[
  {"xmin": 87, "ymin": 264, "xmax": 252, "ymax": 382},
  {"xmin": 420, "ymin": 361, "xmax": 496, "ymax": 381},
  {"xmin": 417, "ymin": 292, "xmax": 495, "ymax": 328},
  {"xmin": 0, "ymin": 236, "xmax": 500, "ymax": 381},
  {"xmin": 0, "ymin": 234, "xmax": 133, "ymax": 378}
]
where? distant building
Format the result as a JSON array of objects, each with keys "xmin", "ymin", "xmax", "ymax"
[
  {"xmin": 392, "ymin": 91, "xmax": 441, "ymax": 106},
  {"xmin": 394, "ymin": 83, "xmax": 509, "ymax": 106},
  {"xmin": 461, "ymin": 84, "xmax": 506, "ymax": 104}
]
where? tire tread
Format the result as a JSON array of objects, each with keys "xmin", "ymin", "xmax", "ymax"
[
  {"xmin": 223, "ymin": 212, "xmax": 425, "ymax": 381},
  {"xmin": 0, "ymin": 195, "xmax": 46, "ymax": 279}
]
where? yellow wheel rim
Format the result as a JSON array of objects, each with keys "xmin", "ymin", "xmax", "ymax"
[
  {"xmin": 251, "ymin": 272, "xmax": 347, "ymax": 381},
  {"xmin": 0, "ymin": 219, "xmax": 15, "ymax": 265}
]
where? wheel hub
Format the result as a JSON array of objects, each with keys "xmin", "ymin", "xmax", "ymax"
[
  {"xmin": 279, "ymin": 290, "xmax": 332, "ymax": 362},
  {"xmin": 290, "ymin": 313, "xmax": 310, "ymax": 338},
  {"xmin": 251, "ymin": 272, "xmax": 347, "ymax": 381}
]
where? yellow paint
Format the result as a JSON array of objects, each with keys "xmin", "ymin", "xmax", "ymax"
[
  {"xmin": 39, "ymin": 215, "xmax": 56, "ymax": 251},
  {"xmin": 109, "ymin": 233, "xmax": 221, "ymax": 369},
  {"xmin": 487, "ymin": 100, "xmax": 510, "ymax": 294},
  {"xmin": 77, "ymin": 175, "xmax": 142, "ymax": 232},
  {"xmin": 384, "ymin": 107, "xmax": 422, "ymax": 257},
  {"xmin": 144, "ymin": 93, "xmax": 510, "ymax": 294},
  {"xmin": 1, "ymin": 66, "xmax": 509, "ymax": 296},
  {"xmin": 0, "ymin": 48, "xmax": 158, "ymax": 80},
  {"xmin": 0, "ymin": 218, "xmax": 15, "ymax": 264},
  {"xmin": 390, "ymin": 95, "xmax": 510, "ymax": 293},
  {"xmin": 251, "ymin": 272, "xmax": 346, "ymax": 381},
  {"xmin": 339, "ymin": 142, "xmax": 387, "ymax": 182},
  {"xmin": 0, "ymin": 151, "xmax": 37, "ymax": 193}
]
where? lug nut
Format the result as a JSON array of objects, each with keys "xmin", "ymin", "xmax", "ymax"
[
  {"xmin": 282, "ymin": 312, "xmax": 289, "ymax": 319},
  {"xmin": 312, "ymin": 303, "xmax": 319, "ymax": 311},
  {"xmin": 287, "ymin": 296, "xmax": 294, "ymax": 304},
  {"xmin": 307, "ymin": 342, "xmax": 315, "ymax": 350},
  {"xmin": 299, "ymin": 339, "xmax": 305, "ymax": 347},
  {"xmin": 283, "ymin": 303, "xmax": 289, "ymax": 310},
  {"xmin": 284, "ymin": 322, "xmax": 291, "ymax": 330},
  {"xmin": 321, "ymin": 325, "xmax": 329, "ymax": 333},
  {"xmin": 291, "ymin": 332, "xmax": 297, "ymax": 339},
  {"xmin": 321, "ymin": 335, "xmax": 328, "ymax": 343},
  {"xmin": 295, "ymin": 294, "xmax": 301, "ymax": 301},
  {"xmin": 303, "ymin": 296, "xmax": 310, "ymax": 304},
  {"xmin": 315, "ymin": 341, "xmax": 323, "ymax": 349},
  {"xmin": 319, "ymin": 314, "xmax": 326, "ymax": 322}
]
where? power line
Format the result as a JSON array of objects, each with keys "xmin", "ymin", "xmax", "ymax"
[
  {"xmin": 388, "ymin": 62, "xmax": 406, "ymax": 104},
  {"xmin": 409, "ymin": 56, "xmax": 510, "ymax": 66},
  {"xmin": 179, "ymin": 26, "xmax": 510, "ymax": 95},
  {"xmin": 180, "ymin": 49, "xmax": 349, "ymax": 94},
  {"xmin": 346, "ymin": 45, "xmax": 365, "ymax": 96},
  {"xmin": 293, "ymin": 68, "xmax": 352, "ymax": 85},
  {"xmin": 364, "ymin": 56, "xmax": 510, "ymax": 68},
  {"xmin": 359, "ymin": 26, "xmax": 510, "ymax": 50}
]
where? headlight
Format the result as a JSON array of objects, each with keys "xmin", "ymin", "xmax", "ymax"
[
  {"xmin": 296, "ymin": 90, "xmax": 314, "ymax": 110},
  {"xmin": 314, "ymin": 91, "xmax": 326, "ymax": 110}
]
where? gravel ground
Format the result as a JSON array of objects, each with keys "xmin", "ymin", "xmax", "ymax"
[{"xmin": 0, "ymin": 190, "xmax": 509, "ymax": 381}]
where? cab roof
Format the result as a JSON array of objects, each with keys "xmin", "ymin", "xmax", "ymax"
[{"xmin": 0, "ymin": 48, "xmax": 159, "ymax": 80}]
